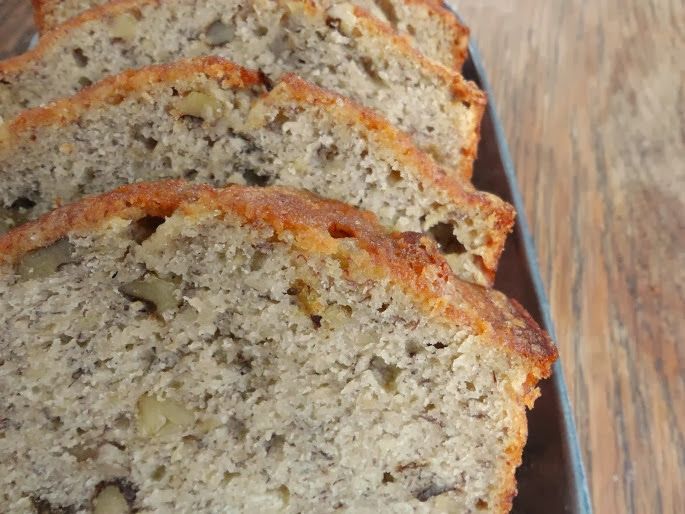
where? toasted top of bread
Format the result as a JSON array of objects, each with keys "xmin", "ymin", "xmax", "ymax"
[
  {"xmin": 0, "ymin": 0, "xmax": 484, "ymax": 179},
  {"xmin": 0, "ymin": 56, "xmax": 511, "ymax": 286},
  {"xmin": 0, "ymin": 180, "xmax": 555, "ymax": 370},
  {"xmin": 0, "ymin": 181, "xmax": 555, "ymax": 513},
  {"xmin": 31, "ymin": 0, "xmax": 470, "ymax": 70}
]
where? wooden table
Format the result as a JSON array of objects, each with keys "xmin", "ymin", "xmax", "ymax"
[{"xmin": 1, "ymin": 1, "xmax": 683, "ymax": 512}]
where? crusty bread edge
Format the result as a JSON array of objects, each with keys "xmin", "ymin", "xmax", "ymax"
[
  {"xmin": 1, "ymin": 56, "xmax": 512, "ymax": 284},
  {"xmin": 0, "ymin": 180, "xmax": 555, "ymax": 513},
  {"xmin": 349, "ymin": 4, "xmax": 485, "ymax": 180},
  {"xmin": 401, "ymin": 0, "xmax": 470, "ymax": 69},
  {"xmin": 0, "ymin": 0, "xmax": 160, "ymax": 76},
  {"xmin": 30, "ymin": 0, "xmax": 470, "ymax": 69},
  {"xmin": 30, "ymin": 0, "xmax": 53, "ymax": 33},
  {"xmin": 0, "ymin": 180, "xmax": 556, "ymax": 371},
  {"xmin": 2, "ymin": 0, "xmax": 484, "ymax": 179}
]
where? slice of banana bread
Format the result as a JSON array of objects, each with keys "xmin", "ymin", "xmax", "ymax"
[
  {"xmin": 31, "ymin": 0, "xmax": 470, "ymax": 70},
  {"xmin": 0, "ymin": 0, "xmax": 484, "ymax": 179},
  {"xmin": 0, "ymin": 180, "xmax": 557, "ymax": 513},
  {"xmin": 0, "ymin": 56, "xmax": 511, "ymax": 286}
]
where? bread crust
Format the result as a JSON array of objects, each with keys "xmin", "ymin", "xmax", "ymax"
[
  {"xmin": 1, "ymin": 56, "xmax": 511, "ymax": 284},
  {"xmin": 1, "ymin": 0, "xmax": 484, "ymax": 180},
  {"xmin": 0, "ymin": 181, "xmax": 555, "ymax": 512},
  {"xmin": 399, "ymin": 0, "xmax": 470, "ymax": 68},
  {"xmin": 30, "ymin": 0, "xmax": 470, "ymax": 70},
  {"xmin": 0, "ymin": 180, "xmax": 556, "ymax": 375},
  {"xmin": 349, "ymin": 3, "xmax": 485, "ymax": 180}
]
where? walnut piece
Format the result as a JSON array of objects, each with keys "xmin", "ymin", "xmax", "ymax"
[
  {"xmin": 175, "ymin": 91, "xmax": 223, "ymax": 122},
  {"xmin": 93, "ymin": 485, "xmax": 129, "ymax": 514},
  {"xmin": 109, "ymin": 13, "xmax": 138, "ymax": 41},
  {"xmin": 17, "ymin": 238, "xmax": 75, "ymax": 280},
  {"xmin": 137, "ymin": 394, "xmax": 194, "ymax": 436},
  {"xmin": 119, "ymin": 274, "xmax": 179, "ymax": 313}
]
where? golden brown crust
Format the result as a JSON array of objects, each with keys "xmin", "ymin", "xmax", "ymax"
[
  {"xmin": 0, "ymin": 0, "xmax": 158, "ymax": 77},
  {"xmin": 0, "ymin": 181, "xmax": 557, "ymax": 377},
  {"xmin": 275, "ymin": 72, "xmax": 512, "ymax": 271},
  {"xmin": 31, "ymin": 0, "xmax": 469, "ymax": 68},
  {"xmin": 349, "ymin": 4, "xmax": 485, "ymax": 180},
  {"xmin": 4, "ymin": 56, "xmax": 265, "ymax": 138},
  {"xmin": 5, "ymin": 0, "xmax": 483, "ymax": 181},
  {"xmin": 1, "ymin": 56, "xmax": 511, "ymax": 283},
  {"xmin": 31, "ymin": 0, "xmax": 52, "ymax": 33},
  {"xmin": 400, "ymin": 0, "xmax": 470, "ymax": 69}
]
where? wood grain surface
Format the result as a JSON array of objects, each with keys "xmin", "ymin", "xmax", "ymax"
[
  {"xmin": 456, "ymin": 1, "xmax": 684, "ymax": 513},
  {"xmin": 0, "ymin": 1, "xmax": 683, "ymax": 513}
]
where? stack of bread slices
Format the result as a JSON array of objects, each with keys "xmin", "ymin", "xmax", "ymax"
[{"xmin": 0, "ymin": 2, "xmax": 557, "ymax": 513}]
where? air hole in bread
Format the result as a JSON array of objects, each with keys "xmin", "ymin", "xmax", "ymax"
[
  {"xmin": 151, "ymin": 465, "xmax": 166, "ymax": 481},
  {"xmin": 382, "ymin": 472, "xmax": 395, "ymax": 484},
  {"xmin": 369, "ymin": 356, "xmax": 401, "ymax": 392},
  {"xmin": 241, "ymin": 168, "xmax": 271, "ymax": 186},
  {"xmin": 388, "ymin": 169, "xmax": 402, "ymax": 185},
  {"xmin": 183, "ymin": 169, "xmax": 198, "ymax": 180},
  {"xmin": 250, "ymin": 250, "xmax": 269, "ymax": 271},
  {"xmin": 31, "ymin": 496, "xmax": 74, "ymax": 514},
  {"xmin": 360, "ymin": 57, "xmax": 385, "ymax": 86},
  {"xmin": 1, "ymin": 197, "xmax": 36, "ymax": 233},
  {"xmin": 405, "ymin": 341, "xmax": 423, "ymax": 358},
  {"xmin": 373, "ymin": 0, "xmax": 399, "ymax": 23},
  {"xmin": 72, "ymin": 48, "xmax": 89, "ymax": 68},
  {"xmin": 222, "ymin": 472, "xmax": 240, "ymax": 484},
  {"xmin": 267, "ymin": 110, "xmax": 290, "ymax": 131},
  {"xmin": 328, "ymin": 223, "xmax": 354, "ymax": 239},
  {"xmin": 129, "ymin": 216, "xmax": 165, "ymax": 244},
  {"xmin": 277, "ymin": 485, "xmax": 290, "ymax": 505},
  {"xmin": 317, "ymin": 143, "xmax": 339, "ymax": 162},
  {"xmin": 266, "ymin": 434, "xmax": 285, "ymax": 459},
  {"xmin": 256, "ymin": 25, "xmax": 268, "ymax": 36},
  {"xmin": 227, "ymin": 416, "xmax": 248, "ymax": 439},
  {"xmin": 428, "ymin": 222, "xmax": 467, "ymax": 255},
  {"xmin": 325, "ymin": 16, "xmax": 341, "ymax": 31},
  {"xmin": 310, "ymin": 315, "xmax": 323, "ymax": 329},
  {"xmin": 78, "ymin": 76, "xmax": 93, "ymax": 87},
  {"xmin": 118, "ymin": 273, "xmax": 180, "ymax": 314},
  {"xmin": 406, "ymin": 24, "xmax": 416, "ymax": 36},
  {"xmin": 476, "ymin": 499, "xmax": 489, "ymax": 510},
  {"xmin": 131, "ymin": 124, "xmax": 158, "ymax": 151},
  {"xmin": 11, "ymin": 196, "xmax": 36, "ymax": 210},
  {"xmin": 414, "ymin": 483, "xmax": 456, "ymax": 502}
]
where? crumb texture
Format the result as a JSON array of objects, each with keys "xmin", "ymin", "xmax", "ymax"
[
  {"xmin": 0, "ymin": 186, "xmax": 549, "ymax": 513},
  {"xmin": 0, "ymin": 58, "xmax": 509, "ymax": 286},
  {"xmin": 1, "ymin": 0, "xmax": 483, "ymax": 176},
  {"xmin": 32, "ymin": 0, "xmax": 469, "ymax": 70}
]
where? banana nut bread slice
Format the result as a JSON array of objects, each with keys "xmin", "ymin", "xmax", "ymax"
[
  {"xmin": 0, "ymin": 180, "xmax": 557, "ymax": 513},
  {"xmin": 0, "ymin": 0, "xmax": 484, "ymax": 179},
  {"xmin": 0, "ymin": 56, "xmax": 511, "ymax": 286},
  {"xmin": 31, "ymin": 0, "xmax": 470, "ymax": 70}
]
